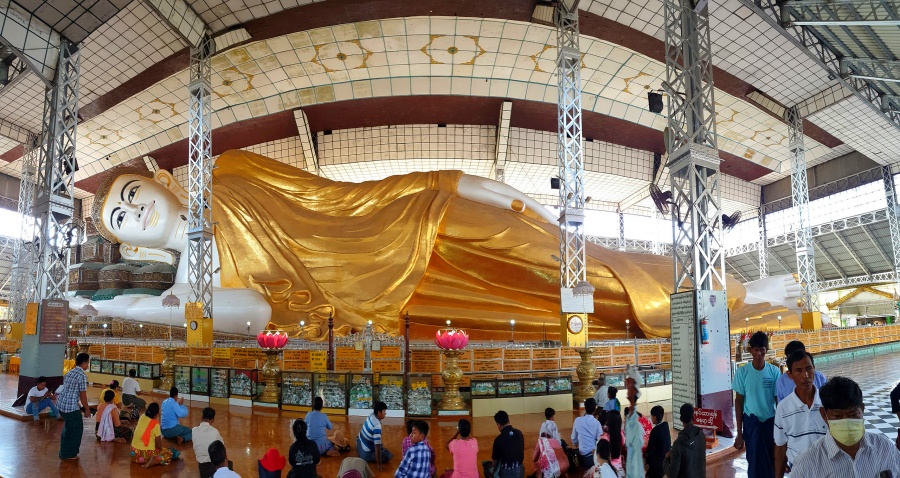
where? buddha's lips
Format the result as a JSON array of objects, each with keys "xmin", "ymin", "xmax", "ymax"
[{"xmin": 142, "ymin": 201, "xmax": 155, "ymax": 230}]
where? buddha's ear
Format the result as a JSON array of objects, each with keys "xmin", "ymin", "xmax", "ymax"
[
  {"xmin": 119, "ymin": 244, "xmax": 177, "ymax": 265},
  {"xmin": 153, "ymin": 170, "xmax": 189, "ymax": 207}
]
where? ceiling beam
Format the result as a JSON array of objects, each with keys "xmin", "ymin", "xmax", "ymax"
[
  {"xmin": 833, "ymin": 230, "xmax": 871, "ymax": 275},
  {"xmin": 0, "ymin": 2, "xmax": 59, "ymax": 86},
  {"xmin": 859, "ymin": 225, "xmax": 893, "ymax": 267},
  {"xmin": 293, "ymin": 109, "xmax": 318, "ymax": 175},
  {"xmin": 143, "ymin": 0, "xmax": 209, "ymax": 49},
  {"xmin": 770, "ymin": 249, "xmax": 795, "ymax": 274},
  {"xmin": 814, "ymin": 237, "xmax": 848, "ymax": 278},
  {"xmin": 726, "ymin": 258, "xmax": 750, "ymax": 282},
  {"xmin": 782, "ymin": 0, "xmax": 900, "ymax": 26},
  {"xmin": 495, "ymin": 101, "xmax": 512, "ymax": 183},
  {"xmin": 0, "ymin": 116, "xmax": 34, "ymax": 143}
]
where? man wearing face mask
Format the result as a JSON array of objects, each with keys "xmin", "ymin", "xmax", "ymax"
[{"xmin": 791, "ymin": 376, "xmax": 900, "ymax": 478}]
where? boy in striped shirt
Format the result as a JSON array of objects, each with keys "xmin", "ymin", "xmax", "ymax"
[
  {"xmin": 773, "ymin": 351, "xmax": 828, "ymax": 478},
  {"xmin": 357, "ymin": 401, "xmax": 393, "ymax": 471}
]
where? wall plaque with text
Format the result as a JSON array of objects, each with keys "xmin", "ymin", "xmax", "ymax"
[{"xmin": 39, "ymin": 299, "xmax": 68, "ymax": 343}]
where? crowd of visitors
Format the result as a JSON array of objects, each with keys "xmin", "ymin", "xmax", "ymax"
[{"xmin": 36, "ymin": 345, "xmax": 900, "ymax": 477}]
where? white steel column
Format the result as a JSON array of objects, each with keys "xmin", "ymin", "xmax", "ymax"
[
  {"xmin": 618, "ymin": 209, "xmax": 626, "ymax": 251},
  {"xmin": 19, "ymin": 39, "xmax": 79, "ymax": 386},
  {"xmin": 495, "ymin": 101, "xmax": 512, "ymax": 183},
  {"xmin": 186, "ymin": 33, "xmax": 215, "ymax": 332},
  {"xmin": 556, "ymin": 1, "xmax": 594, "ymax": 403},
  {"xmin": 881, "ymin": 166, "xmax": 900, "ymax": 308},
  {"xmin": 758, "ymin": 206, "xmax": 769, "ymax": 279},
  {"xmin": 8, "ymin": 134, "xmax": 39, "ymax": 325},
  {"xmin": 787, "ymin": 106, "xmax": 819, "ymax": 314},
  {"xmin": 663, "ymin": 0, "xmax": 733, "ymax": 435}
]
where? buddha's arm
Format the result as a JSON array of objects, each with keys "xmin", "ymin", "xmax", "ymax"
[{"xmin": 457, "ymin": 174, "xmax": 557, "ymax": 224}]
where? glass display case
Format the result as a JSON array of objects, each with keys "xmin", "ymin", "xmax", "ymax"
[
  {"xmin": 191, "ymin": 367, "xmax": 210, "ymax": 396},
  {"xmin": 606, "ymin": 373, "xmax": 625, "ymax": 388},
  {"xmin": 645, "ymin": 369, "xmax": 664, "ymax": 386},
  {"xmin": 470, "ymin": 379, "xmax": 497, "ymax": 398},
  {"xmin": 664, "ymin": 368, "xmax": 673, "ymax": 384},
  {"xmin": 138, "ymin": 364, "xmax": 152, "ymax": 379},
  {"xmin": 523, "ymin": 377, "xmax": 547, "ymax": 396},
  {"xmin": 497, "ymin": 379, "xmax": 523, "ymax": 397},
  {"xmin": 174, "ymin": 365, "xmax": 191, "ymax": 394},
  {"xmin": 125, "ymin": 363, "xmax": 138, "ymax": 376},
  {"xmin": 90, "ymin": 358, "xmax": 101, "ymax": 373},
  {"xmin": 210, "ymin": 368, "xmax": 229, "ymax": 398},
  {"xmin": 406, "ymin": 374, "xmax": 432, "ymax": 417},
  {"xmin": 377, "ymin": 374, "xmax": 404, "ymax": 412},
  {"xmin": 112, "ymin": 362, "xmax": 125, "ymax": 376},
  {"xmin": 229, "ymin": 369, "xmax": 258, "ymax": 398},
  {"xmin": 100, "ymin": 360, "xmax": 113, "ymax": 374},
  {"xmin": 152, "ymin": 364, "xmax": 161, "ymax": 378},
  {"xmin": 547, "ymin": 376, "xmax": 572, "ymax": 394},
  {"xmin": 281, "ymin": 372, "xmax": 313, "ymax": 408},
  {"xmin": 314, "ymin": 373, "xmax": 348, "ymax": 410},
  {"xmin": 348, "ymin": 373, "xmax": 374, "ymax": 410}
]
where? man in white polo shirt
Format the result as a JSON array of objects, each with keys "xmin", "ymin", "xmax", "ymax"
[{"xmin": 774, "ymin": 350, "xmax": 828, "ymax": 478}]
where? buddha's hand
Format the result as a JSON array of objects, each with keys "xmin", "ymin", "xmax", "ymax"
[{"xmin": 742, "ymin": 274, "xmax": 803, "ymax": 309}]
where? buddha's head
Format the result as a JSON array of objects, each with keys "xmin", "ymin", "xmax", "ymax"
[{"xmin": 93, "ymin": 169, "xmax": 189, "ymax": 251}]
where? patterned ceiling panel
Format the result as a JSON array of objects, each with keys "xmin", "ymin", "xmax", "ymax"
[{"xmin": 56, "ymin": 17, "xmax": 839, "ymax": 188}]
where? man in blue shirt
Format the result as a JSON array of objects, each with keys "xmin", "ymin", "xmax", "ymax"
[
  {"xmin": 395, "ymin": 420, "xmax": 432, "ymax": 478},
  {"xmin": 571, "ymin": 398, "xmax": 602, "ymax": 469},
  {"xmin": 733, "ymin": 331, "xmax": 781, "ymax": 478},
  {"xmin": 603, "ymin": 387, "xmax": 621, "ymax": 412},
  {"xmin": 161, "ymin": 386, "xmax": 192, "ymax": 444},
  {"xmin": 306, "ymin": 396, "xmax": 347, "ymax": 456},
  {"xmin": 58, "ymin": 353, "xmax": 92, "ymax": 460},
  {"xmin": 775, "ymin": 340, "xmax": 826, "ymax": 402}
]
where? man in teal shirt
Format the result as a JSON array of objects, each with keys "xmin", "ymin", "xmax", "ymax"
[{"xmin": 733, "ymin": 331, "xmax": 780, "ymax": 478}]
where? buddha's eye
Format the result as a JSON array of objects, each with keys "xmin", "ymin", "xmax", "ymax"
[
  {"xmin": 115, "ymin": 210, "xmax": 126, "ymax": 228},
  {"xmin": 127, "ymin": 185, "xmax": 139, "ymax": 202}
]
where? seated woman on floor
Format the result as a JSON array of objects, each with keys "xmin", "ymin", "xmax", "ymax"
[
  {"xmin": 131, "ymin": 402, "xmax": 180, "ymax": 468},
  {"xmin": 98, "ymin": 380, "xmax": 138, "ymax": 422},
  {"xmin": 96, "ymin": 390, "xmax": 133, "ymax": 443}
]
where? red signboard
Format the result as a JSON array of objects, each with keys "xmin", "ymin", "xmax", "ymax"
[{"xmin": 692, "ymin": 408, "xmax": 723, "ymax": 431}]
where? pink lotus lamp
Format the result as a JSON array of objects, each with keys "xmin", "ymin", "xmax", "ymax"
[
  {"xmin": 257, "ymin": 330, "xmax": 289, "ymax": 350},
  {"xmin": 434, "ymin": 329, "xmax": 469, "ymax": 350}
]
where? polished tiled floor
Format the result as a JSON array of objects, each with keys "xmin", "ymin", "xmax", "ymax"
[{"xmin": 0, "ymin": 349, "xmax": 896, "ymax": 478}]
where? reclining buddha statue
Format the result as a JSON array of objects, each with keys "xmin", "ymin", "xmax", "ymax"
[{"xmin": 72, "ymin": 149, "xmax": 803, "ymax": 341}]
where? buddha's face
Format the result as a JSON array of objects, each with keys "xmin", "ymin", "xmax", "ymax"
[{"xmin": 101, "ymin": 174, "xmax": 183, "ymax": 248}]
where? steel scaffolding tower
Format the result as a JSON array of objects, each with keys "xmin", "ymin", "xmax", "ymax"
[
  {"xmin": 555, "ymin": 3, "xmax": 590, "ymax": 299},
  {"xmin": 618, "ymin": 209, "xmax": 626, "ymax": 251},
  {"xmin": 881, "ymin": 166, "xmax": 900, "ymax": 301},
  {"xmin": 555, "ymin": 2, "xmax": 594, "ymax": 402},
  {"xmin": 33, "ymin": 40, "xmax": 79, "ymax": 300},
  {"xmin": 663, "ymin": 0, "xmax": 725, "ymax": 292},
  {"xmin": 787, "ymin": 106, "xmax": 819, "ymax": 313},
  {"xmin": 758, "ymin": 206, "xmax": 769, "ymax": 279},
  {"xmin": 187, "ymin": 33, "xmax": 215, "ymax": 326},
  {"xmin": 8, "ymin": 134, "xmax": 40, "ymax": 323}
]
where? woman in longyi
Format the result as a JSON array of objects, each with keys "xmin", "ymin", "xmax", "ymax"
[{"xmin": 82, "ymin": 150, "xmax": 801, "ymax": 340}]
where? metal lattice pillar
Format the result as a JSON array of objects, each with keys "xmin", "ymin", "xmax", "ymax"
[
  {"xmin": 186, "ymin": 34, "xmax": 215, "ymax": 342},
  {"xmin": 19, "ymin": 39, "xmax": 79, "ymax": 386},
  {"xmin": 617, "ymin": 209, "xmax": 626, "ymax": 251},
  {"xmin": 787, "ymin": 106, "xmax": 819, "ymax": 315},
  {"xmin": 881, "ymin": 166, "xmax": 900, "ymax": 316},
  {"xmin": 758, "ymin": 206, "xmax": 769, "ymax": 279},
  {"xmin": 663, "ymin": 0, "xmax": 724, "ymax": 292},
  {"xmin": 8, "ymin": 135, "xmax": 40, "ymax": 324},
  {"xmin": 663, "ymin": 0, "xmax": 734, "ymax": 435},
  {"xmin": 555, "ymin": 2, "xmax": 594, "ymax": 402},
  {"xmin": 33, "ymin": 41, "xmax": 78, "ymax": 300}
]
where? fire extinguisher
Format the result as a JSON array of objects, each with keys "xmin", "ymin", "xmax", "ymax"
[{"xmin": 700, "ymin": 317, "xmax": 709, "ymax": 345}]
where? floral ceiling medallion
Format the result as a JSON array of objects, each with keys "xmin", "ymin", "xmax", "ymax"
[
  {"xmin": 212, "ymin": 66, "xmax": 255, "ymax": 99},
  {"xmin": 136, "ymin": 98, "xmax": 178, "ymax": 125},
  {"xmin": 420, "ymin": 35, "xmax": 486, "ymax": 65},
  {"xmin": 312, "ymin": 40, "xmax": 373, "ymax": 72}
]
